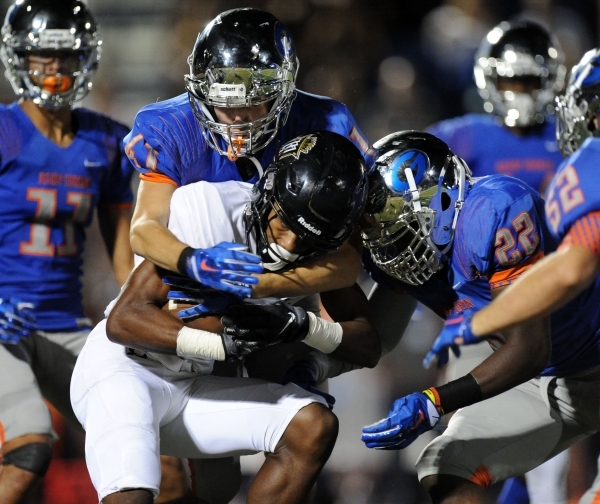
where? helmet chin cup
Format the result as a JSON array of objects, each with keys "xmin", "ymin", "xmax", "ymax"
[{"xmin": 261, "ymin": 243, "xmax": 300, "ymax": 272}]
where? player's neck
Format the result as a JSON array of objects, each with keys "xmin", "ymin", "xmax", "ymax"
[{"xmin": 19, "ymin": 100, "xmax": 75, "ymax": 148}]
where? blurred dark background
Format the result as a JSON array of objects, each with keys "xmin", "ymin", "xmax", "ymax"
[{"xmin": 1, "ymin": 0, "xmax": 598, "ymax": 503}]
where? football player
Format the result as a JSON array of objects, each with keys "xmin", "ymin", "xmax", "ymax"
[
  {"xmin": 359, "ymin": 130, "xmax": 600, "ymax": 503},
  {"xmin": 424, "ymin": 19, "xmax": 569, "ymax": 503},
  {"xmin": 0, "ymin": 1, "xmax": 134, "ymax": 503},
  {"xmin": 428, "ymin": 19, "xmax": 566, "ymax": 194},
  {"xmin": 124, "ymin": 7, "xmax": 371, "ymax": 300},
  {"xmin": 424, "ymin": 47, "xmax": 600, "ymax": 504},
  {"xmin": 70, "ymin": 131, "xmax": 380, "ymax": 504}
]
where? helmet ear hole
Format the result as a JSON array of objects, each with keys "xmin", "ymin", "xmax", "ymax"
[{"xmin": 440, "ymin": 191, "xmax": 452, "ymax": 211}]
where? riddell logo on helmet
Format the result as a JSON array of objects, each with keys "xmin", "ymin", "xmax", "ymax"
[{"xmin": 297, "ymin": 217, "xmax": 321, "ymax": 235}]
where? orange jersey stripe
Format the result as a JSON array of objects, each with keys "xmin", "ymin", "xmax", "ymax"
[
  {"xmin": 139, "ymin": 172, "xmax": 179, "ymax": 187},
  {"xmin": 489, "ymin": 251, "xmax": 545, "ymax": 289},
  {"xmin": 559, "ymin": 210, "xmax": 600, "ymax": 258},
  {"xmin": 470, "ymin": 464, "xmax": 493, "ymax": 488},
  {"xmin": 591, "ymin": 488, "xmax": 600, "ymax": 504}
]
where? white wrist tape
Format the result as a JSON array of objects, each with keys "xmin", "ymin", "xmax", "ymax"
[
  {"xmin": 302, "ymin": 312, "xmax": 343, "ymax": 354},
  {"xmin": 176, "ymin": 326, "xmax": 225, "ymax": 361}
]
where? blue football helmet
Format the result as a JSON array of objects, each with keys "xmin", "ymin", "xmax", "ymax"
[
  {"xmin": 556, "ymin": 48, "xmax": 600, "ymax": 156},
  {"xmin": 1, "ymin": 0, "xmax": 101, "ymax": 109},
  {"xmin": 362, "ymin": 131, "xmax": 470, "ymax": 285}
]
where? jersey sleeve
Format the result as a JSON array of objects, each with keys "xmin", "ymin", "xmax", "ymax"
[
  {"xmin": 98, "ymin": 122, "xmax": 135, "ymax": 207},
  {"xmin": 0, "ymin": 107, "xmax": 21, "ymax": 167},
  {"xmin": 313, "ymin": 98, "xmax": 370, "ymax": 161},
  {"xmin": 558, "ymin": 210, "xmax": 600, "ymax": 258},
  {"xmin": 123, "ymin": 104, "xmax": 186, "ymax": 186},
  {"xmin": 454, "ymin": 182, "xmax": 546, "ymax": 289},
  {"xmin": 545, "ymin": 139, "xmax": 600, "ymax": 241}
]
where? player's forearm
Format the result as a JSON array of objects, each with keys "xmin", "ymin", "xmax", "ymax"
[
  {"xmin": 470, "ymin": 316, "xmax": 551, "ymax": 400},
  {"xmin": 252, "ymin": 242, "xmax": 360, "ymax": 298},
  {"xmin": 98, "ymin": 206, "xmax": 135, "ymax": 286},
  {"xmin": 472, "ymin": 246, "xmax": 600, "ymax": 336},
  {"xmin": 130, "ymin": 218, "xmax": 188, "ymax": 272},
  {"xmin": 106, "ymin": 303, "xmax": 182, "ymax": 354},
  {"xmin": 111, "ymin": 224, "xmax": 134, "ymax": 287},
  {"xmin": 329, "ymin": 317, "xmax": 381, "ymax": 368}
]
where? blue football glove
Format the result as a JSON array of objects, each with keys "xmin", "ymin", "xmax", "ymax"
[
  {"xmin": 282, "ymin": 360, "xmax": 336, "ymax": 410},
  {"xmin": 162, "ymin": 276, "xmax": 241, "ymax": 319},
  {"xmin": 361, "ymin": 391, "xmax": 442, "ymax": 450},
  {"xmin": 423, "ymin": 312, "xmax": 481, "ymax": 369},
  {"xmin": 0, "ymin": 298, "xmax": 37, "ymax": 344},
  {"xmin": 180, "ymin": 242, "xmax": 263, "ymax": 297}
]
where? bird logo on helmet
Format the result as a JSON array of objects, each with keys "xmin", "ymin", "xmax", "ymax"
[
  {"xmin": 556, "ymin": 48, "xmax": 600, "ymax": 157},
  {"xmin": 245, "ymin": 130, "xmax": 368, "ymax": 272},
  {"xmin": 185, "ymin": 8, "xmax": 299, "ymax": 160},
  {"xmin": 1, "ymin": 0, "xmax": 101, "ymax": 109},
  {"xmin": 362, "ymin": 131, "xmax": 470, "ymax": 286}
]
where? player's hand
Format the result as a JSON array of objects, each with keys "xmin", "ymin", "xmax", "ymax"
[
  {"xmin": 361, "ymin": 392, "xmax": 442, "ymax": 450},
  {"xmin": 220, "ymin": 332, "xmax": 264, "ymax": 361},
  {"xmin": 180, "ymin": 242, "xmax": 263, "ymax": 297},
  {"xmin": 0, "ymin": 298, "xmax": 37, "ymax": 344},
  {"xmin": 423, "ymin": 312, "xmax": 480, "ymax": 369},
  {"xmin": 221, "ymin": 297, "xmax": 310, "ymax": 345},
  {"xmin": 162, "ymin": 276, "xmax": 240, "ymax": 319},
  {"xmin": 282, "ymin": 360, "xmax": 336, "ymax": 410}
]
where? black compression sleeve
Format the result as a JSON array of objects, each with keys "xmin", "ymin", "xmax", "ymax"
[{"xmin": 434, "ymin": 373, "xmax": 483, "ymax": 414}]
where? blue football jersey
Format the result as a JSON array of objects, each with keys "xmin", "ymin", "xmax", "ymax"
[
  {"xmin": 0, "ymin": 102, "xmax": 134, "ymax": 331},
  {"xmin": 427, "ymin": 114, "xmax": 563, "ymax": 193},
  {"xmin": 366, "ymin": 174, "xmax": 600, "ymax": 376},
  {"xmin": 540, "ymin": 137, "xmax": 600, "ymax": 375},
  {"xmin": 123, "ymin": 90, "xmax": 370, "ymax": 186}
]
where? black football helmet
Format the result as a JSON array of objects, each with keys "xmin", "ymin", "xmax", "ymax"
[
  {"xmin": 362, "ymin": 131, "xmax": 470, "ymax": 286},
  {"xmin": 246, "ymin": 130, "xmax": 368, "ymax": 271},
  {"xmin": 1, "ymin": 0, "xmax": 101, "ymax": 109},
  {"xmin": 474, "ymin": 20, "xmax": 565, "ymax": 127},
  {"xmin": 185, "ymin": 8, "xmax": 298, "ymax": 161}
]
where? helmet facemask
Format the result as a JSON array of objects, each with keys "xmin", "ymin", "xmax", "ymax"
[
  {"xmin": 1, "ymin": 2, "xmax": 101, "ymax": 110},
  {"xmin": 555, "ymin": 49, "xmax": 600, "ymax": 157}
]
